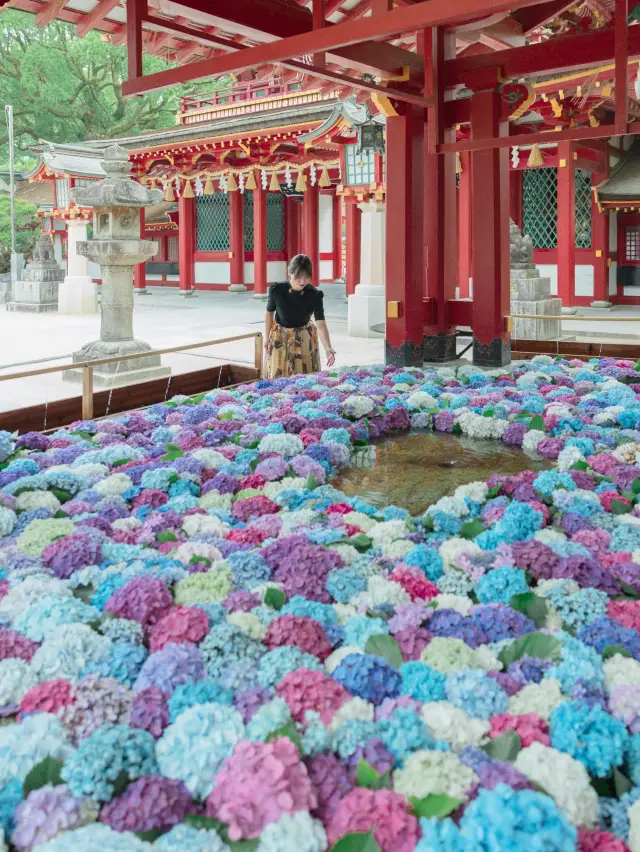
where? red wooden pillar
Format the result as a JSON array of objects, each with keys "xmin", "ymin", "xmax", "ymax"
[
  {"xmin": 469, "ymin": 75, "xmax": 511, "ymax": 367},
  {"xmin": 592, "ymin": 171, "xmax": 611, "ymax": 306},
  {"xmin": 178, "ymin": 194, "xmax": 195, "ymax": 295},
  {"xmin": 385, "ymin": 104, "xmax": 425, "ymax": 367},
  {"xmin": 332, "ymin": 192, "xmax": 342, "ymax": 281},
  {"xmin": 557, "ymin": 141, "xmax": 576, "ymax": 308},
  {"xmin": 303, "ymin": 183, "xmax": 320, "ymax": 285},
  {"xmin": 134, "ymin": 209, "xmax": 147, "ymax": 293},
  {"xmin": 345, "ymin": 198, "xmax": 361, "ymax": 297},
  {"xmin": 229, "ymin": 188, "xmax": 245, "ymax": 291},
  {"xmin": 253, "ymin": 178, "xmax": 268, "ymax": 298},
  {"xmin": 457, "ymin": 151, "xmax": 472, "ymax": 299},
  {"xmin": 510, "ymin": 168, "xmax": 523, "ymax": 229}
]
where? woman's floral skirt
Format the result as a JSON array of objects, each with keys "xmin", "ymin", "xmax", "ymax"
[{"xmin": 264, "ymin": 323, "xmax": 320, "ymax": 379}]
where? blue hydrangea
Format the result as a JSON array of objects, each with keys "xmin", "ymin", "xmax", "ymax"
[
  {"xmin": 280, "ymin": 596, "xmax": 339, "ymax": 627},
  {"xmin": 331, "ymin": 719, "xmax": 379, "ymax": 760},
  {"xmin": 246, "ymin": 696, "xmax": 292, "ymax": 741},
  {"xmin": 610, "ymin": 523, "xmax": 640, "ymax": 552},
  {"xmin": 475, "ymin": 566, "xmax": 528, "ymax": 605},
  {"xmin": 445, "ymin": 669, "xmax": 508, "ymax": 720},
  {"xmin": 0, "ymin": 778, "xmax": 22, "ymax": 835},
  {"xmin": 578, "ymin": 617, "xmax": 640, "ymax": 661},
  {"xmin": 301, "ymin": 710, "xmax": 330, "ymax": 757},
  {"xmin": 61, "ymin": 724, "xmax": 158, "ymax": 802},
  {"xmin": 343, "ymin": 615, "xmax": 389, "ymax": 649},
  {"xmin": 377, "ymin": 708, "xmax": 436, "ymax": 764},
  {"xmin": 168, "ymin": 678, "xmax": 234, "ymax": 722},
  {"xmin": 82, "ymin": 642, "xmax": 147, "ymax": 686},
  {"xmin": 332, "ymin": 653, "xmax": 401, "ymax": 705},
  {"xmin": 543, "ymin": 586, "xmax": 608, "ymax": 630},
  {"xmin": 550, "ymin": 700, "xmax": 629, "ymax": 778},
  {"xmin": 415, "ymin": 815, "xmax": 464, "ymax": 851},
  {"xmin": 154, "ymin": 824, "xmax": 229, "ymax": 852},
  {"xmin": 200, "ymin": 623, "xmax": 264, "ymax": 676},
  {"xmin": 600, "ymin": 786, "xmax": 640, "ymax": 841},
  {"xmin": 227, "ymin": 550, "xmax": 270, "ymax": 589},
  {"xmin": 13, "ymin": 597, "xmax": 100, "ymax": 642},
  {"xmin": 326, "ymin": 568, "xmax": 368, "ymax": 603},
  {"xmin": 321, "ymin": 428, "xmax": 351, "ymax": 446},
  {"xmin": 140, "ymin": 467, "xmax": 178, "ymax": 492},
  {"xmin": 547, "ymin": 636, "xmax": 604, "ymax": 693},
  {"xmin": 626, "ymin": 734, "xmax": 640, "ymax": 786},
  {"xmin": 400, "ymin": 661, "xmax": 447, "ymax": 703},
  {"xmin": 99, "ymin": 617, "xmax": 145, "ymax": 645},
  {"xmin": 257, "ymin": 647, "xmax": 323, "ymax": 688},
  {"xmin": 403, "ymin": 544, "xmax": 443, "ymax": 581},
  {"xmin": 533, "ymin": 470, "xmax": 577, "ymax": 498},
  {"xmin": 493, "ymin": 502, "xmax": 543, "ymax": 544}
]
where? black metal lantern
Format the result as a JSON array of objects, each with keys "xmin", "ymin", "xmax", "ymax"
[{"xmin": 357, "ymin": 122, "xmax": 385, "ymax": 156}]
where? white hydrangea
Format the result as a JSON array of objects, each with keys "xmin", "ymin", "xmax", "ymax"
[
  {"xmin": 545, "ymin": 404, "xmax": 574, "ymax": 420},
  {"xmin": 36, "ymin": 823, "xmax": 153, "ymax": 852},
  {"xmin": 472, "ymin": 644, "xmax": 503, "ymax": 672},
  {"xmin": 31, "ymin": 624, "xmax": 111, "ymax": 682},
  {"xmin": 94, "ymin": 473, "xmax": 133, "ymax": 497},
  {"xmin": 257, "ymin": 811, "xmax": 327, "ymax": 852},
  {"xmin": 182, "ymin": 514, "xmax": 229, "ymax": 538},
  {"xmin": 453, "ymin": 481, "xmax": 489, "ymax": 504},
  {"xmin": 257, "ymin": 434, "xmax": 304, "ymax": 458},
  {"xmin": 427, "ymin": 496, "xmax": 470, "ymax": 520},
  {"xmin": 551, "ymin": 488, "xmax": 600, "ymax": 511},
  {"xmin": 351, "ymin": 575, "xmax": 410, "ymax": 609},
  {"xmin": 508, "ymin": 678, "xmax": 564, "ymax": 720},
  {"xmin": 377, "ymin": 539, "xmax": 413, "ymax": 560},
  {"xmin": 406, "ymin": 391, "xmax": 438, "ymax": 410},
  {"xmin": 394, "ymin": 750, "xmax": 478, "ymax": 800},
  {"xmin": 457, "ymin": 411, "xmax": 508, "ymax": 440},
  {"xmin": 15, "ymin": 492, "xmax": 61, "ymax": 513},
  {"xmin": 439, "ymin": 538, "xmax": 482, "ymax": 571},
  {"xmin": 111, "ymin": 517, "xmax": 142, "ymax": 532},
  {"xmin": 515, "ymin": 742, "xmax": 599, "ymax": 828},
  {"xmin": 278, "ymin": 509, "xmax": 318, "ymax": 531},
  {"xmin": 0, "ymin": 658, "xmax": 36, "ymax": 706},
  {"xmin": 534, "ymin": 528, "xmax": 568, "ymax": 547},
  {"xmin": 68, "ymin": 463, "xmax": 109, "ymax": 478},
  {"xmin": 327, "ymin": 543, "xmax": 359, "ymax": 565},
  {"xmin": 174, "ymin": 542, "xmax": 222, "ymax": 564},
  {"xmin": 0, "ymin": 713, "xmax": 74, "ymax": 787},
  {"xmin": 263, "ymin": 478, "xmax": 307, "ymax": 499},
  {"xmin": 226, "ymin": 612, "xmax": 267, "ymax": 641},
  {"xmin": 421, "ymin": 702, "xmax": 489, "ymax": 752},
  {"xmin": 557, "ymin": 445, "xmax": 585, "ymax": 473},
  {"xmin": 431, "ymin": 595, "xmax": 473, "ymax": 616},
  {"xmin": 325, "ymin": 646, "xmax": 362, "ymax": 674},
  {"xmin": 328, "ymin": 697, "xmax": 374, "ymax": 733},
  {"xmin": 630, "ymin": 799, "xmax": 640, "ymax": 852},
  {"xmin": 369, "ymin": 519, "xmax": 409, "ymax": 548},
  {"xmin": 536, "ymin": 578, "xmax": 580, "ymax": 596},
  {"xmin": 0, "ymin": 576, "xmax": 72, "ymax": 622},
  {"xmin": 342, "ymin": 511, "xmax": 375, "ymax": 532},
  {"xmin": 342, "ymin": 395, "xmax": 375, "ymax": 418},
  {"xmin": 604, "ymin": 654, "xmax": 640, "ymax": 690},
  {"xmin": 331, "ymin": 604, "xmax": 358, "ymax": 625},
  {"xmin": 190, "ymin": 449, "xmax": 229, "ymax": 470},
  {"xmin": 0, "ymin": 508, "xmax": 16, "ymax": 537},
  {"xmin": 420, "ymin": 637, "xmax": 500, "ymax": 674},
  {"xmin": 199, "ymin": 492, "xmax": 233, "ymax": 511},
  {"xmin": 613, "ymin": 442, "xmax": 639, "ymax": 463},
  {"xmin": 522, "ymin": 429, "xmax": 547, "ymax": 454}
]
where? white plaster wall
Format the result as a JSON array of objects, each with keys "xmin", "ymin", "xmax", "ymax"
[
  {"xmin": 267, "ymin": 261, "xmax": 287, "ymax": 281},
  {"xmin": 609, "ymin": 261, "xmax": 618, "ymax": 296},
  {"xmin": 319, "ymin": 194, "xmax": 333, "ymax": 254},
  {"xmin": 87, "ymin": 261, "xmax": 101, "ymax": 279},
  {"xmin": 537, "ymin": 264, "xmax": 558, "ymax": 295},
  {"xmin": 319, "ymin": 259, "xmax": 334, "ymax": 281},
  {"xmin": 624, "ymin": 285, "xmax": 640, "ymax": 296},
  {"xmin": 575, "ymin": 264, "xmax": 594, "ymax": 298},
  {"xmin": 146, "ymin": 274, "xmax": 163, "ymax": 281},
  {"xmin": 166, "ymin": 275, "xmax": 180, "ymax": 282},
  {"xmin": 609, "ymin": 211, "xmax": 618, "ymax": 251},
  {"xmin": 195, "ymin": 261, "xmax": 231, "ymax": 284},
  {"xmin": 244, "ymin": 262, "xmax": 254, "ymax": 285}
]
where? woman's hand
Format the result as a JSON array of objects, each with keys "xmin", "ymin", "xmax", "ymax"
[
  {"xmin": 325, "ymin": 348, "xmax": 336, "ymax": 368},
  {"xmin": 264, "ymin": 340, "xmax": 270, "ymax": 354}
]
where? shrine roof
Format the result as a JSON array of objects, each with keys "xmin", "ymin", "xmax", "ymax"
[
  {"xmin": 596, "ymin": 139, "xmax": 640, "ymax": 202},
  {"xmin": 28, "ymin": 143, "xmax": 107, "ymax": 180}
]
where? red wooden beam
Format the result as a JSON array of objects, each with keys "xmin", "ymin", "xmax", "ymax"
[
  {"xmin": 512, "ymin": 0, "xmax": 574, "ymax": 35},
  {"xmin": 126, "ymin": 0, "xmax": 145, "ymax": 80},
  {"xmin": 313, "ymin": 0, "xmax": 325, "ymax": 68},
  {"xmin": 615, "ymin": 0, "xmax": 628, "ymax": 133},
  {"xmin": 121, "ymin": 0, "xmax": 547, "ymax": 97},
  {"xmin": 10, "ymin": 0, "xmax": 120, "ymax": 31},
  {"xmin": 76, "ymin": 0, "xmax": 119, "ymax": 36},
  {"xmin": 439, "ymin": 121, "xmax": 640, "ymax": 152},
  {"xmin": 35, "ymin": 0, "xmax": 66, "ymax": 27}
]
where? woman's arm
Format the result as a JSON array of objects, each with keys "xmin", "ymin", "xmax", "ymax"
[
  {"xmin": 316, "ymin": 320, "xmax": 336, "ymax": 367},
  {"xmin": 264, "ymin": 310, "xmax": 274, "ymax": 352}
]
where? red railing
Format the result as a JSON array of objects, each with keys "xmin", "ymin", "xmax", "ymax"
[{"xmin": 180, "ymin": 78, "xmax": 304, "ymax": 113}]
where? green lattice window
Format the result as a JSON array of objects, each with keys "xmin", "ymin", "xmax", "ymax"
[
  {"xmin": 267, "ymin": 193, "xmax": 285, "ymax": 251},
  {"xmin": 575, "ymin": 168, "xmax": 592, "ymax": 249},
  {"xmin": 345, "ymin": 143, "xmax": 375, "ymax": 185},
  {"xmin": 55, "ymin": 179, "xmax": 69, "ymax": 209},
  {"xmin": 196, "ymin": 194, "xmax": 230, "ymax": 251},
  {"xmin": 244, "ymin": 191, "xmax": 254, "ymax": 251},
  {"xmin": 523, "ymin": 168, "xmax": 557, "ymax": 248}
]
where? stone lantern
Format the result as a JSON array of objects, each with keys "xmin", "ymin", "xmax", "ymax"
[{"xmin": 63, "ymin": 144, "xmax": 170, "ymax": 387}]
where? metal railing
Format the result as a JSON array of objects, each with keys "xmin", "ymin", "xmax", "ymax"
[{"xmin": 0, "ymin": 332, "xmax": 263, "ymax": 421}]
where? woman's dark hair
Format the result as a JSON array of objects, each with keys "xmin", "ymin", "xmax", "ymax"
[{"xmin": 288, "ymin": 254, "xmax": 313, "ymax": 279}]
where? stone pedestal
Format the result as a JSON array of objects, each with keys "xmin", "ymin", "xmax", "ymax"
[
  {"xmin": 228, "ymin": 284, "xmax": 247, "ymax": 293},
  {"xmin": 7, "ymin": 234, "xmax": 63, "ymax": 313},
  {"xmin": 348, "ymin": 201, "xmax": 385, "ymax": 338},
  {"xmin": 509, "ymin": 222, "xmax": 562, "ymax": 341},
  {"xmin": 0, "ymin": 273, "xmax": 11, "ymax": 304},
  {"xmin": 58, "ymin": 222, "xmax": 98, "ymax": 314}
]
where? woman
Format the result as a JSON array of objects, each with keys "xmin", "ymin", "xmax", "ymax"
[{"xmin": 263, "ymin": 254, "xmax": 336, "ymax": 379}]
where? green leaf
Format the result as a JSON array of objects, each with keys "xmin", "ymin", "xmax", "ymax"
[
  {"xmin": 265, "ymin": 720, "xmax": 302, "ymax": 755},
  {"xmin": 611, "ymin": 499, "xmax": 632, "ymax": 515},
  {"xmin": 136, "ymin": 830, "xmax": 163, "ymax": 842},
  {"xmin": 509, "ymin": 592, "xmax": 548, "ymax": 628},
  {"xmin": 330, "ymin": 830, "xmax": 382, "ymax": 852},
  {"xmin": 227, "ymin": 842, "xmax": 260, "ymax": 851},
  {"xmin": 112, "ymin": 770, "xmax": 131, "ymax": 798},
  {"xmin": 460, "ymin": 519, "xmax": 485, "ymax": 540},
  {"xmin": 452, "ymin": 423, "xmax": 462, "ymax": 436},
  {"xmin": 620, "ymin": 581, "xmax": 640, "ymax": 599},
  {"xmin": 72, "ymin": 430, "xmax": 95, "ymax": 442},
  {"xmin": 164, "ymin": 401, "xmax": 178, "ymax": 408},
  {"xmin": 590, "ymin": 775, "xmax": 615, "ymax": 798},
  {"xmin": 633, "ymin": 479, "xmax": 640, "ymax": 496},
  {"xmin": 353, "ymin": 439, "xmax": 369, "ymax": 447},
  {"xmin": 305, "ymin": 473, "xmax": 318, "ymax": 491},
  {"xmin": 603, "ymin": 644, "xmax": 633, "ymax": 660},
  {"xmin": 364, "ymin": 634, "xmax": 403, "ymax": 669},
  {"xmin": 219, "ymin": 411, "xmax": 234, "ymax": 421},
  {"xmin": 409, "ymin": 794, "xmax": 464, "ymax": 820},
  {"xmin": 184, "ymin": 815, "xmax": 229, "ymax": 835},
  {"xmin": 248, "ymin": 439, "xmax": 261, "ymax": 449},
  {"xmin": 498, "ymin": 633, "xmax": 563, "ymax": 669},
  {"xmin": 623, "ymin": 491, "xmax": 636, "ymax": 502},
  {"xmin": 157, "ymin": 531, "xmax": 177, "ymax": 543},
  {"xmin": 355, "ymin": 759, "xmax": 392, "ymax": 790},
  {"xmin": 483, "ymin": 409, "xmax": 495, "ymax": 417},
  {"xmin": 264, "ymin": 587, "xmax": 286, "ymax": 610},
  {"xmin": 614, "ymin": 768, "xmax": 633, "ymax": 798},
  {"xmin": 487, "ymin": 485, "xmax": 501, "ymax": 499},
  {"xmin": 570, "ymin": 460, "xmax": 589, "ymax": 471},
  {"xmin": 54, "ymin": 510, "xmax": 68, "ymax": 519},
  {"xmin": 349, "ymin": 533, "xmax": 372, "ymax": 552},
  {"xmin": 528, "ymin": 415, "xmax": 545, "ymax": 432},
  {"xmin": 617, "ymin": 435, "xmax": 636, "ymax": 446},
  {"xmin": 111, "ymin": 458, "xmax": 130, "ymax": 467},
  {"xmin": 72, "ymin": 584, "xmax": 95, "ymax": 604},
  {"xmin": 482, "ymin": 730, "xmax": 522, "ymax": 763},
  {"xmin": 22, "ymin": 757, "xmax": 64, "ymax": 797}
]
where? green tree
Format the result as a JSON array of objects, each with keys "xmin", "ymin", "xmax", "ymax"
[{"xmin": 0, "ymin": 195, "xmax": 39, "ymax": 273}]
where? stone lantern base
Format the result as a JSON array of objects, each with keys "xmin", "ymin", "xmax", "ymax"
[{"xmin": 62, "ymin": 338, "xmax": 171, "ymax": 388}]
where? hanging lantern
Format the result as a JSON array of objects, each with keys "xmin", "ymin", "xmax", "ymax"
[
  {"xmin": 455, "ymin": 152, "xmax": 462, "ymax": 174},
  {"xmin": 318, "ymin": 167, "xmax": 331, "ymax": 188},
  {"xmin": 227, "ymin": 172, "xmax": 238, "ymax": 191},
  {"xmin": 527, "ymin": 144, "xmax": 544, "ymax": 167},
  {"xmin": 245, "ymin": 169, "xmax": 257, "ymax": 191},
  {"xmin": 295, "ymin": 170, "xmax": 306, "ymax": 192},
  {"xmin": 183, "ymin": 178, "xmax": 194, "ymax": 199},
  {"xmin": 164, "ymin": 182, "xmax": 175, "ymax": 202},
  {"xmin": 357, "ymin": 121, "xmax": 385, "ymax": 155},
  {"xmin": 269, "ymin": 171, "xmax": 280, "ymax": 192},
  {"xmin": 204, "ymin": 176, "xmax": 215, "ymax": 195}
]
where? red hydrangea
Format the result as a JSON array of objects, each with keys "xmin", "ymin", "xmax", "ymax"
[
  {"xmin": 226, "ymin": 527, "xmax": 268, "ymax": 545},
  {"xmin": 231, "ymin": 496, "xmax": 279, "ymax": 523},
  {"xmin": 19, "ymin": 679, "xmax": 74, "ymax": 717},
  {"xmin": 149, "ymin": 606, "xmax": 210, "ymax": 653},
  {"xmin": 206, "ymin": 739, "xmax": 317, "ymax": 840},
  {"xmin": 239, "ymin": 474, "xmax": 267, "ymax": 490},
  {"xmin": 327, "ymin": 788, "xmax": 420, "ymax": 852},
  {"xmin": 132, "ymin": 489, "xmax": 169, "ymax": 510},
  {"xmin": 276, "ymin": 667, "xmax": 350, "ymax": 724},
  {"xmin": 390, "ymin": 567, "xmax": 439, "ymax": 601},
  {"xmin": 326, "ymin": 503, "xmax": 353, "ymax": 516},
  {"xmin": 0, "ymin": 628, "xmax": 39, "ymax": 663},
  {"xmin": 488, "ymin": 712, "xmax": 550, "ymax": 747},
  {"xmin": 264, "ymin": 615, "xmax": 333, "ymax": 661},
  {"xmin": 577, "ymin": 828, "xmax": 631, "ymax": 852},
  {"xmin": 600, "ymin": 491, "xmax": 632, "ymax": 513},
  {"xmin": 100, "ymin": 774, "xmax": 193, "ymax": 833},
  {"xmin": 105, "ymin": 577, "xmax": 173, "ymax": 628},
  {"xmin": 607, "ymin": 600, "xmax": 640, "ymax": 632}
]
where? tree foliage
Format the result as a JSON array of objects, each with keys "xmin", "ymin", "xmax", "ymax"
[{"xmin": 0, "ymin": 195, "xmax": 39, "ymax": 272}]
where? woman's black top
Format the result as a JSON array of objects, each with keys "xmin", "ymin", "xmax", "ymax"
[{"xmin": 266, "ymin": 281, "xmax": 325, "ymax": 328}]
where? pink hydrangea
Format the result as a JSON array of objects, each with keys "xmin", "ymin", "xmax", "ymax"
[
  {"xmin": 0, "ymin": 627, "xmax": 39, "ymax": 663},
  {"xmin": 326, "ymin": 503, "xmax": 353, "ymax": 516},
  {"xmin": 600, "ymin": 491, "xmax": 632, "ymax": 513},
  {"xmin": 327, "ymin": 788, "xmax": 420, "ymax": 852},
  {"xmin": 105, "ymin": 577, "xmax": 173, "ymax": 628},
  {"xmin": 307, "ymin": 753, "xmax": 353, "ymax": 822},
  {"xmin": 393, "ymin": 627, "xmax": 431, "ymax": 661},
  {"xmin": 149, "ymin": 606, "xmax": 210, "ymax": 653},
  {"xmin": 60, "ymin": 675, "xmax": 132, "ymax": 744},
  {"xmin": 129, "ymin": 686, "xmax": 169, "ymax": 739},
  {"xmin": 607, "ymin": 600, "xmax": 640, "ymax": 632},
  {"xmin": 206, "ymin": 738, "xmax": 317, "ymax": 840},
  {"xmin": 375, "ymin": 696, "xmax": 421, "ymax": 721},
  {"xmin": 20, "ymin": 679, "xmax": 74, "ymax": 717},
  {"xmin": 239, "ymin": 473, "xmax": 268, "ymax": 490},
  {"xmin": 390, "ymin": 567, "xmax": 439, "ymax": 601},
  {"xmin": 488, "ymin": 712, "xmax": 550, "ymax": 747},
  {"xmin": 276, "ymin": 668, "xmax": 350, "ymax": 724},
  {"xmin": 577, "ymin": 827, "xmax": 631, "ymax": 852},
  {"xmin": 100, "ymin": 774, "xmax": 193, "ymax": 833},
  {"xmin": 231, "ymin": 496, "xmax": 279, "ymax": 522},
  {"xmin": 132, "ymin": 489, "xmax": 169, "ymax": 509},
  {"xmin": 264, "ymin": 615, "xmax": 333, "ymax": 661}
]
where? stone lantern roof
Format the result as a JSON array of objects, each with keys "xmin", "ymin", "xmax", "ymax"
[{"xmin": 70, "ymin": 144, "xmax": 163, "ymax": 209}]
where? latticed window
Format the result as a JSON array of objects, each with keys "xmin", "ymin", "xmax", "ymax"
[
  {"xmin": 522, "ymin": 168, "xmax": 557, "ymax": 248},
  {"xmin": 55, "ymin": 179, "xmax": 69, "ymax": 209},
  {"xmin": 167, "ymin": 236, "xmax": 178, "ymax": 260},
  {"xmin": 345, "ymin": 144, "xmax": 375, "ymax": 185},
  {"xmin": 625, "ymin": 226, "xmax": 640, "ymax": 262},
  {"xmin": 575, "ymin": 168, "xmax": 592, "ymax": 249},
  {"xmin": 196, "ymin": 195, "xmax": 230, "ymax": 251},
  {"xmin": 244, "ymin": 191, "xmax": 254, "ymax": 251},
  {"xmin": 267, "ymin": 193, "xmax": 285, "ymax": 251}
]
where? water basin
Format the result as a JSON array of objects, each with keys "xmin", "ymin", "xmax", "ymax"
[{"xmin": 333, "ymin": 431, "xmax": 552, "ymax": 516}]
